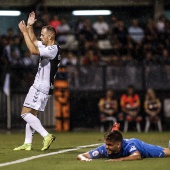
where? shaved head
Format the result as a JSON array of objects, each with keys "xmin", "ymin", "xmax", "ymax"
[{"xmin": 42, "ymin": 25, "xmax": 56, "ymax": 40}]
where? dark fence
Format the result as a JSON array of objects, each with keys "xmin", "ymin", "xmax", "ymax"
[
  {"xmin": 67, "ymin": 65, "xmax": 170, "ymax": 91},
  {"xmin": 1, "ymin": 64, "xmax": 170, "ymax": 130}
]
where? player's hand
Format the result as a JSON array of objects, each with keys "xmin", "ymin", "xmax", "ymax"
[
  {"xmin": 81, "ymin": 157, "xmax": 92, "ymax": 161},
  {"xmin": 18, "ymin": 20, "xmax": 28, "ymax": 33},
  {"xmin": 27, "ymin": 11, "xmax": 37, "ymax": 26}
]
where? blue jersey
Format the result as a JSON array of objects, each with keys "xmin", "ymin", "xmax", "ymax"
[{"xmin": 89, "ymin": 138, "xmax": 164, "ymax": 159}]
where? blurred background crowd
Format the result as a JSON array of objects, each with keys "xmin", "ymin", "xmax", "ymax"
[{"xmin": 1, "ymin": 10, "xmax": 170, "ymax": 69}]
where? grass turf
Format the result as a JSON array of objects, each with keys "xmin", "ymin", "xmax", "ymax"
[{"xmin": 0, "ymin": 131, "xmax": 170, "ymax": 170}]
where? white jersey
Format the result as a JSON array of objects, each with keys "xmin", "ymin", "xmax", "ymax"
[{"xmin": 33, "ymin": 41, "xmax": 61, "ymax": 95}]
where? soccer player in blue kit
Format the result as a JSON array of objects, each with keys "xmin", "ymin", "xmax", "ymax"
[{"xmin": 77, "ymin": 124, "xmax": 170, "ymax": 161}]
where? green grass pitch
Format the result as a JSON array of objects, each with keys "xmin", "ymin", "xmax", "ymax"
[{"xmin": 0, "ymin": 131, "xmax": 170, "ymax": 170}]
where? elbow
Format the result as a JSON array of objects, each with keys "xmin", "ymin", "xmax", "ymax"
[{"xmin": 77, "ymin": 154, "xmax": 81, "ymax": 160}]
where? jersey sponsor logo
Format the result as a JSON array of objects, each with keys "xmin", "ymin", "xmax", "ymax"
[
  {"xmin": 129, "ymin": 146, "xmax": 137, "ymax": 152},
  {"xmin": 92, "ymin": 150, "xmax": 99, "ymax": 157}
]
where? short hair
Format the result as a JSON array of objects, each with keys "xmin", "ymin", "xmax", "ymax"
[
  {"xmin": 42, "ymin": 25, "xmax": 56, "ymax": 39},
  {"xmin": 104, "ymin": 131, "xmax": 123, "ymax": 143}
]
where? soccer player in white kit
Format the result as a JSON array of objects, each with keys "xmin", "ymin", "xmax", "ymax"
[{"xmin": 14, "ymin": 11, "xmax": 61, "ymax": 151}]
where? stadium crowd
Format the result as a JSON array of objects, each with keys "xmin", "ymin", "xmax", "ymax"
[{"xmin": 1, "ymin": 11, "xmax": 170, "ymax": 69}]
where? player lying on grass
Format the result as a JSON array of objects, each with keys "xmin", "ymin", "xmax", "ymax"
[{"xmin": 77, "ymin": 123, "xmax": 170, "ymax": 161}]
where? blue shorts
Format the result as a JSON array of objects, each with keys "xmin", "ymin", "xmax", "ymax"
[{"xmin": 143, "ymin": 144, "xmax": 165, "ymax": 158}]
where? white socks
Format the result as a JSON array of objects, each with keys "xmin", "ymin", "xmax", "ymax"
[
  {"xmin": 22, "ymin": 113, "xmax": 48, "ymax": 138},
  {"xmin": 24, "ymin": 123, "xmax": 35, "ymax": 144}
]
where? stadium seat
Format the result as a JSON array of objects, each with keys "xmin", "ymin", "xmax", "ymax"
[
  {"xmin": 144, "ymin": 117, "xmax": 162, "ymax": 132},
  {"xmin": 100, "ymin": 116, "xmax": 117, "ymax": 132}
]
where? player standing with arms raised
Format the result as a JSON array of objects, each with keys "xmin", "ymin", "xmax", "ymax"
[{"xmin": 14, "ymin": 11, "xmax": 61, "ymax": 151}]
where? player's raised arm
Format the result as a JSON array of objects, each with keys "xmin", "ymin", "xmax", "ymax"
[
  {"xmin": 18, "ymin": 20, "xmax": 39, "ymax": 55},
  {"xmin": 77, "ymin": 152, "xmax": 92, "ymax": 161},
  {"xmin": 27, "ymin": 11, "xmax": 38, "ymax": 46}
]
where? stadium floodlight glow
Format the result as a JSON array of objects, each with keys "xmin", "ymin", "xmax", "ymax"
[
  {"xmin": 0, "ymin": 10, "xmax": 21, "ymax": 16},
  {"xmin": 72, "ymin": 10, "xmax": 112, "ymax": 16}
]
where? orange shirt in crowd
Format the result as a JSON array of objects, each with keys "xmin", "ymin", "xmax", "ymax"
[{"xmin": 120, "ymin": 94, "xmax": 140, "ymax": 108}]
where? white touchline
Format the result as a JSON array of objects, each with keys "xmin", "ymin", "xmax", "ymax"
[{"xmin": 0, "ymin": 143, "xmax": 102, "ymax": 167}]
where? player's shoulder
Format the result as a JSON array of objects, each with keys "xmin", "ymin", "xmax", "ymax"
[
  {"xmin": 37, "ymin": 40, "xmax": 43, "ymax": 47},
  {"xmin": 47, "ymin": 44, "xmax": 58, "ymax": 50}
]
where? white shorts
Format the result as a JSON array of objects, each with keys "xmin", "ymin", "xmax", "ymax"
[{"xmin": 23, "ymin": 86, "xmax": 51, "ymax": 111}]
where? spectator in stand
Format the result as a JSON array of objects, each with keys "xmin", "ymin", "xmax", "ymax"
[
  {"xmin": 21, "ymin": 50, "xmax": 35, "ymax": 67},
  {"xmin": 126, "ymin": 36, "xmax": 136, "ymax": 59},
  {"xmin": 3, "ymin": 33, "xmax": 21, "ymax": 66},
  {"xmin": 34, "ymin": 0, "xmax": 47, "ymax": 17},
  {"xmin": 0, "ymin": 35, "xmax": 8, "ymax": 58},
  {"xmin": 0, "ymin": 35, "xmax": 8, "ymax": 86},
  {"xmin": 143, "ymin": 51, "xmax": 155, "ymax": 65},
  {"xmin": 10, "ymin": 48, "xmax": 21, "ymax": 66},
  {"xmin": 34, "ymin": 20, "xmax": 43, "ymax": 38},
  {"xmin": 75, "ymin": 16, "xmax": 85, "ymax": 34},
  {"xmin": 61, "ymin": 51, "xmax": 79, "ymax": 88},
  {"xmin": 156, "ymin": 14, "xmax": 166, "ymax": 33},
  {"xmin": 156, "ymin": 15, "xmax": 167, "ymax": 45},
  {"xmin": 3, "ymin": 37, "xmax": 15, "ymax": 64},
  {"xmin": 80, "ymin": 19, "xmax": 97, "ymax": 49},
  {"xmin": 164, "ymin": 20, "xmax": 170, "ymax": 49},
  {"xmin": 61, "ymin": 51, "xmax": 78, "ymax": 66},
  {"xmin": 98, "ymin": 89, "xmax": 118, "ymax": 131},
  {"xmin": 144, "ymin": 19, "xmax": 157, "ymax": 44},
  {"xmin": 57, "ymin": 19, "xmax": 71, "ymax": 44},
  {"xmin": 144, "ymin": 88, "xmax": 162, "ymax": 132},
  {"xmin": 49, "ymin": 15, "xmax": 61, "ymax": 33},
  {"xmin": 6, "ymin": 27, "xmax": 14, "ymax": 39},
  {"xmin": 13, "ymin": 35, "xmax": 22, "ymax": 58},
  {"xmin": 41, "ymin": 13, "xmax": 50, "ymax": 25},
  {"xmin": 82, "ymin": 49, "xmax": 99, "ymax": 65},
  {"xmin": 128, "ymin": 19, "xmax": 144, "ymax": 44},
  {"xmin": 75, "ymin": 17, "xmax": 86, "ymax": 55},
  {"xmin": 159, "ymin": 48, "xmax": 170, "ymax": 64},
  {"xmin": 120, "ymin": 85, "xmax": 142, "ymax": 132},
  {"xmin": 110, "ymin": 15, "xmax": 118, "ymax": 32},
  {"xmin": 112, "ymin": 20, "xmax": 128, "ymax": 47},
  {"xmin": 93, "ymin": 16, "xmax": 109, "ymax": 39}
]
